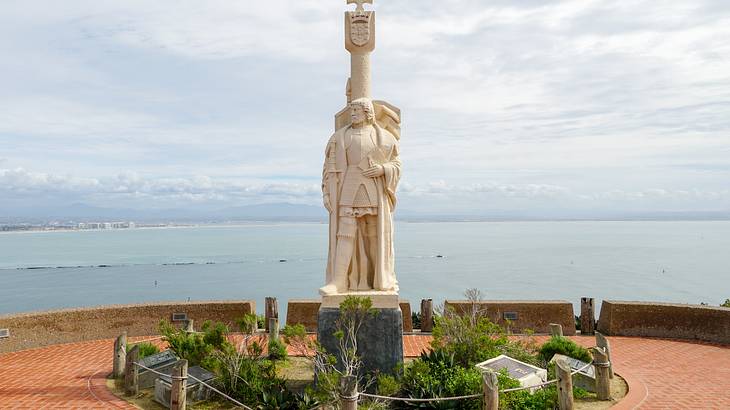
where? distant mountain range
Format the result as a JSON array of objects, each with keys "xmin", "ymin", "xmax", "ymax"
[{"xmin": 1, "ymin": 202, "xmax": 729, "ymax": 224}]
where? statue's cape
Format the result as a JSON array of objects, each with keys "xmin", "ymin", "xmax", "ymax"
[{"xmin": 322, "ymin": 124, "xmax": 401, "ymax": 290}]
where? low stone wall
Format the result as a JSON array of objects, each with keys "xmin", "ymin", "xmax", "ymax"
[
  {"xmin": 444, "ymin": 300, "xmax": 576, "ymax": 335},
  {"xmin": 0, "ymin": 300, "xmax": 255, "ymax": 354},
  {"xmin": 286, "ymin": 299, "xmax": 413, "ymax": 332},
  {"xmin": 598, "ymin": 300, "xmax": 730, "ymax": 344}
]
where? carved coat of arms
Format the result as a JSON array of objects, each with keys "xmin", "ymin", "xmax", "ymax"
[{"xmin": 350, "ymin": 14, "xmax": 371, "ymax": 47}]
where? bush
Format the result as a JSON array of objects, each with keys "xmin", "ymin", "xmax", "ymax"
[
  {"xmin": 236, "ymin": 313, "xmax": 259, "ymax": 334},
  {"xmin": 431, "ymin": 309, "xmax": 539, "ymax": 368},
  {"xmin": 538, "ymin": 336, "xmax": 592, "ymax": 364},
  {"xmin": 722, "ymin": 299, "xmax": 730, "ymax": 308},
  {"xmin": 159, "ymin": 319, "xmax": 233, "ymax": 368},
  {"xmin": 127, "ymin": 342, "xmax": 159, "ymax": 359},
  {"xmin": 376, "ymin": 373, "xmax": 401, "ymax": 397},
  {"xmin": 412, "ymin": 312, "xmax": 422, "ymax": 329},
  {"xmin": 397, "ymin": 353, "xmax": 483, "ymax": 409},
  {"xmin": 496, "ymin": 369, "xmax": 587, "ymax": 410},
  {"xmin": 267, "ymin": 338, "xmax": 288, "ymax": 361}
]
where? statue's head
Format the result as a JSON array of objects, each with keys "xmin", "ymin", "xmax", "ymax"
[{"xmin": 350, "ymin": 98, "xmax": 375, "ymax": 126}]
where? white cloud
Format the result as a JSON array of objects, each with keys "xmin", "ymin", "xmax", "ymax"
[
  {"xmin": 2, "ymin": 168, "xmax": 728, "ymax": 215},
  {"xmin": 1, "ymin": 0, "xmax": 729, "ymax": 216}
]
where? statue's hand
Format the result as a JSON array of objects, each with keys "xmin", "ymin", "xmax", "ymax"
[
  {"xmin": 323, "ymin": 194, "xmax": 332, "ymax": 213},
  {"xmin": 362, "ymin": 165, "xmax": 384, "ymax": 178}
]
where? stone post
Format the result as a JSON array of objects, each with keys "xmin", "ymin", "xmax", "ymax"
[
  {"xmin": 580, "ymin": 298, "xmax": 595, "ymax": 335},
  {"xmin": 591, "ymin": 347, "xmax": 612, "ymax": 400},
  {"xmin": 184, "ymin": 319, "xmax": 194, "ymax": 333},
  {"xmin": 340, "ymin": 374, "xmax": 358, "ymax": 410},
  {"xmin": 595, "ymin": 332, "xmax": 614, "ymax": 378},
  {"xmin": 113, "ymin": 332, "xmax": 127, "ymax": 378},
  {"xmin": 420, "ymin": 298, "xmax": 433, "ymax": 332},
  {"xmin": 265, "ymin": 297, "xmax": 278, "ymax": 332},
  {"xmin": 556, "ymin": 358, "xmax": 574, "ymax": 410},
  {"xmin": 549, "ymin": 323, "xmax": 564, "ymax": 337},
  {"xmin": 269, "ymin": 317, "xmax": 279, "ymax": 340},
  {"xmin": 124, "ymin": 344, "xmax": 139, "ymax": 396},
  {"xmin": 482, "ymin": 371, "xmax": 499, "ymax": 410},
  {"xmin": 170, "ymin": 359, "xmax": 188, "ymax": 410}
]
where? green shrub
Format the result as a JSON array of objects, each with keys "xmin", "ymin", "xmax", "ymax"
[
  {"xmin": 307, "ymin": 369, "xmax": 341, "ymax": 407},
  {"xmin": 431, "ymin": 309, "xmax": 539, "ymax": 368},
  {"xmin": 397, "ymin": 353, "xmax": 482, "ymax": 409},
  {"xmin": 127, "ymin": 342, "xmax": 159, "ymax": 359},
  {"xmin": 496, "ymin": 368, "xmax": 589, "ymax": 410},
  {"xmin": 538, "ymin": 336, "xmax": 592, "ymax": 364},
  {"xmin": 201, "ymin": 320, "xmax": 230, "ymax": 350},
  {"xmin": 236, "ymin": 313, "xmax": 259, "ymax": 334},
  {"xmin": 376, "ymin": 373, "xmax": 401, "ymax": 397},
  {"xmin": 722, "ymin": 299, "xmax": 730, "ymax": 308},
  {"xmin": 159, "ymin": 319, "xmax": 233, "ymax": 368},
  {"xmin": 267, "ymin": 338, "xmax": 288, "ymax": 361},
  {"xmin": 411, "ymin": 312, "xmax": 422, "ymax": 329}
]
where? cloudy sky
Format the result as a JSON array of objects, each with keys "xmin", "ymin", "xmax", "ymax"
[{"xmin": 1, "ymin": 0, "xmax": 729, "ymax": 218}]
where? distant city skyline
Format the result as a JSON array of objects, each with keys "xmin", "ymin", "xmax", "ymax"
[{"xmin": 2, "ymin": 0, "xmax": 729, "ymax": 218}]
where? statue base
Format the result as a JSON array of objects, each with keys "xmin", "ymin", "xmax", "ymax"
[{"xmin": 317, "ymin": 293, "xmax": 403, "ymax": 375}]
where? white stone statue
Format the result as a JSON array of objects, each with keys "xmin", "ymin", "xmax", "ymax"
[{"xmin": 319, "ymin": 97, "xmax": 401, "ymax": 295}]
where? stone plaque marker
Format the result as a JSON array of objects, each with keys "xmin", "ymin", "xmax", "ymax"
[
  {"xmin": 0, "ymin": 328, "xmax": 9, "ymax": 339},
  {"xmin": 476, "ymin": 355, "xmax": 547, "ymax": 391},
  {"xmin": 551, "ymin": 354, "xmax": 596, "ymax": 392},
  {"xmin": 171, "ymin": 312, "xmax": 187, "ymax": 322},
  {"xmin": 154, "ymin": 365, "xmax": 214, "ymax": 407},
  {"xmin": 138, "ymin": 350, "xmax": 178, "ymax": 389},
  {"xmin": 503, "ymin": 311, "xmax": 519, "ymax": 321}
]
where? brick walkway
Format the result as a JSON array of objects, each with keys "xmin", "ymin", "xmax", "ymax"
[{"xmin": 0, "ymin": 335, "xmax": 728, "ymax": 409}]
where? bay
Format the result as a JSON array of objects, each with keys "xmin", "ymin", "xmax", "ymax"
[{"xmin": 1, "ymin": 221, "xmax": 728, "ymax": 320}]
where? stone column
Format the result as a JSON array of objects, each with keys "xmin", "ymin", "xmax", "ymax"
[
  {"xmin": 345, "ymin": 6, "xmax": 375, "ymax": 100},
  {"xmin": 350, "ymin": 52, "xmax": 371, "ymax": 99}
]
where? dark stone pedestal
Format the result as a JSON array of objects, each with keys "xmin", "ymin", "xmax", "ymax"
[{"xmin": 317, "ymin": 306, "xmax": 404, "ymax": 375}]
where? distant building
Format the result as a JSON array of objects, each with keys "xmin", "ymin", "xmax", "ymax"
[{"xmin": 77, "ymin": 221, "xmax": 136, "ymax": 230}]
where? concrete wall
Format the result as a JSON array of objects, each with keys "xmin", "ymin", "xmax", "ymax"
[
  {"xmin": 444, "ymin": 300, "xmax": 576, "ymax": 335},
  {"xmin": 286, "ymin": 299, "xmax": 413, "ymax": 332},
  {"xmin": 598, "ymin": 300, "xmax": 730, "ymax": 344},
  {"xmin": 0, "ymin": 300, "xmax": 255, "ymax": 354}
]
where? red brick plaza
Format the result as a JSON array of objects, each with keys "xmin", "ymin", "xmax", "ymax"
[{"xmin": 1, "ymin": 335, "xmax": 729, "ymax": 409}]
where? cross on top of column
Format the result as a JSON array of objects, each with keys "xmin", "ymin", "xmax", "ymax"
[{"xmin": 347, "ymin": 0, "xmax": 373, "ymax": 12}]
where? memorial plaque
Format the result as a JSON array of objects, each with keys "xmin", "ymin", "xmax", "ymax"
[
  {"xmin": 503, "ymin": 311, "xmax": 519, "ymax": 321},
  {"xmin": 0, "ymin": 328, "xmax": 9, "ymax": 339},
  {"xmin": 476, "ymin": 355, "xmax": 547, "ymax": 391},
  {"xmin": 171, "ymin": 312, "xmax": 188, "ymax": 322},
  {"xmin": 551, "ymin": 354, "xmax": 596, "ymax": 392},
  {"xmin": 138, "ymin": 350, "xmax": 178, "ymax": 389},
  {"xmin": 154, "ymin": 365, "xmax": 215, "ymax": 407}
]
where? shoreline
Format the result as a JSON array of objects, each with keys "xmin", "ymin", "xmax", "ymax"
[{"xmin": 2, "ymin": 219, "xmax": 729, "ymax": 235}]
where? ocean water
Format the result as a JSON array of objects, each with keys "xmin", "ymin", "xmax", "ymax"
[{"xmin": 1, "ymin": 221, "xmax": 729, "ymax": 319}]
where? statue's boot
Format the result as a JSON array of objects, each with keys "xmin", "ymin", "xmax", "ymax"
[
  {"xmin": 318, "ymin": 272, "xmax": 349, "ymax": 295},
  {"xmin": 319, "ymin": 282, "xmax": 339, "ymax": 295}
]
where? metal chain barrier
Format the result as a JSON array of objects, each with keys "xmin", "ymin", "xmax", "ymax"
[
  {"xmin": 128, "ymin": 335, "xmax": 165, "ymax": 344},
  {"xmin": 187, "ymin": 372, "xmax": 254, "ymax": 410},
  {"xmin": 132, "ymin": 361, "xmax": 186, "ymax": 381},
  {"xmin": 359, "ymin": 392, "xmax": 481, "ymax": 402}
]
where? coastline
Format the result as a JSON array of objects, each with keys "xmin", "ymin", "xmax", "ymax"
[{"xmin": 2, "ymin": 218, "xmax": 730, "ymax": 235}]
